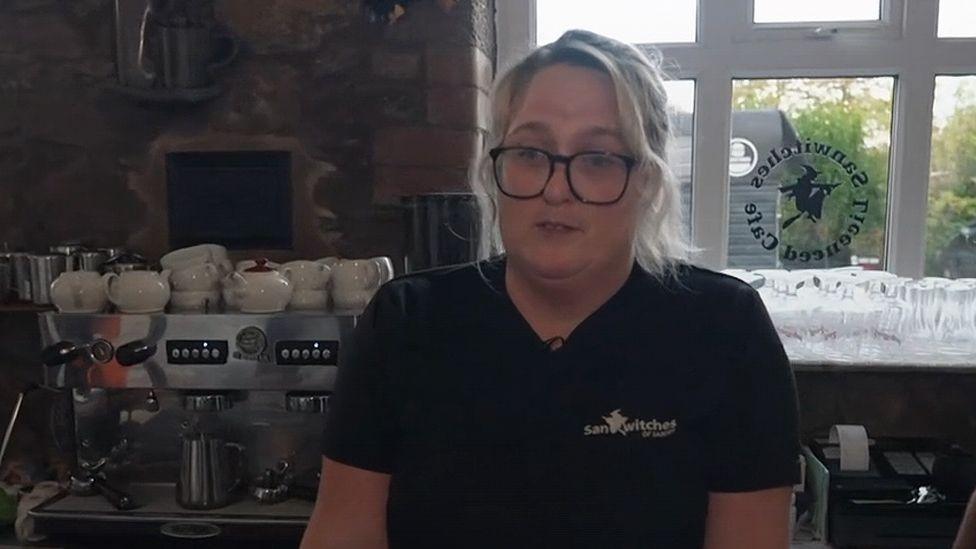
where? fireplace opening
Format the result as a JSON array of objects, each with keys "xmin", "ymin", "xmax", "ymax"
[{"xmin": 166, "ymin": 150, "xmax": 293, "ymax": 250}]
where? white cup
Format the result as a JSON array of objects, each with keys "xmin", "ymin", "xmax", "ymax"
[
  {"xmin": 160, "ymin": 245, "xmax": 214, "ymax": 271},
  {"xmin": 331, "ymin": 259, "xmax": 386, "ymax": 310},
  {"xmin": 289, "ymin": 289, "xmax": 329, "ymax": 310},
  {"xmin": 170, "ymin": 262, "xmax": 220, "ymax": 291},
  {"xmin": 281, "ymin": 260, "xmax": 331, "ymax": 291},
  {"xmin": 170, "ymin": 290, "xmax": 220, "ymax": 312}
]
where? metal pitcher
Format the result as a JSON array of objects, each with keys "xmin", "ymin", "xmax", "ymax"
[{"xmin": 176, "ymin": 433, "xmax": 245, "ymax": 510}]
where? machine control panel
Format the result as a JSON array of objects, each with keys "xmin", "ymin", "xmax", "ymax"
[
  {"xmin": 165, "ymin": 340, "xmax": 229, "ymax": 364},
  {"xmin": 275, "ymin": 340, "xmax": 339, "ymax": 366}
]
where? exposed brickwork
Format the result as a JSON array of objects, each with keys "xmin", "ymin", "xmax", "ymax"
[
  {"xmin": 426, "ymin": 46, "xmax": 494, "ymax": 90},
  {"xmin": 374, "ymin": 126, "xmax": 480, "ymax": 168},
  {"xmin": 427, "ymin": 85, "xmax": 490, "ymax": 130},
  {"xmin": 373, "ymin": 165, "xmax": 469, "ymax": 204},
  {"xmin": 0, "ymin": 0, "xmax": 495, "ymax": 261}
]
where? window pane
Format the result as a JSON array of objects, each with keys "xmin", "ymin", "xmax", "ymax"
[
  {"xmin": 728, "ymin": 77, "xmax": 895, "ymax": 270},
  {"xmin": 938, "ymin": 0, "xmax": 976, "ymax": 38},
  {"xmin": 664, "ymin": 80, "xmax": 695, "ymax": 238},
  {"xmin": 926, "ymin": 76, "xmax": 976, "ymax": 277},
  {"xmin": 535, "ymin": 0, "xmax": 696, "ymax": 46},
  {"xmin": 753, "ymin": 0, "xmax": 880, "ymax": 23}
]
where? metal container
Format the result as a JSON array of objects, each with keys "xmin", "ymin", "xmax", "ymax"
[
  {"xmin": 29, "ymin": 254, "xmax": 68, "ymax": 305},
  {"xmin": 102, "ymin": 252, "xmax": 147, "ymax": 274},
  {"xmin": 402, "ymin": 192, "xmax": 481, "ymax": 273},
  {"xmin": 49, "ymin": 244, "xmax": 84, "ymax": 271},
  {"xmin": 74, "ymin": 251, "xmax": 108, "ymax": 272},
  {"xmin": 176, "ymin": 433, "xmax": 245, "ymax": 510},
  {"xmin": 0, "ymin": 259, "xmax": 10, "ymax": 303},
  {"xmin": 10, "ymin": 253, "xmax": 31, "ymax": 301},
  {"xmin": 99, "ymin": 246, "xmax": 127, "ymax": 259}
]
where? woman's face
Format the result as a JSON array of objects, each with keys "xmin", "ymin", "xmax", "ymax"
[{"xmin": 498, "ymin": 63, "xmax": 646, "ymax": 281}]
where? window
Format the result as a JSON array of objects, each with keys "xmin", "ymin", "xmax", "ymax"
[
  {"xmin": 499, "ymin": 0, "xmax": 976, "ymax": 277},
  {"xmin": 728, "ymin": 78, "xmax": 894, "ymax": 270},
  {"xmin": 664, "ymin": 80, "xmax": 696, "ymax": 236},
  {"xmin": 753, "ymin": 0, "xmax": 880, "ymax": 24},
  {"xmin": 535, "ymin": 0, "xmax": 697, "ymax": 46},
  {"xmin": 938, "ymin": 0, "xmax": 976, "ymax": 39},
  {"xmin": 926, "ymin": 76, "xmax": 976, "ymax": 277}
]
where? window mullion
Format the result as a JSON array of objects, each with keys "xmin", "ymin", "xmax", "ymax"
[
  {"xmin": 690, "ymin": 69, "xmax": 733, "ymax": 269},
  {"xmin": 885, "ymin": 0, "xmax": 939, "ymax": 277}
]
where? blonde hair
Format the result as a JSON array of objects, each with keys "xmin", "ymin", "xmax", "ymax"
[{"xmin": 470, "ymin": 30, "xmax": 694, "ymax": 277}]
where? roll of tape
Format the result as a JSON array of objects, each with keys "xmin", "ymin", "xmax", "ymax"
[{"xmin": 828, "ymin": 424, "xmax": 870, "ymax": 471}]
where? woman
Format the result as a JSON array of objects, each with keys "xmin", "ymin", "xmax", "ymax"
[{"xmin": 302, "ymin": 30, "xmax": 800, "ymax": 549}]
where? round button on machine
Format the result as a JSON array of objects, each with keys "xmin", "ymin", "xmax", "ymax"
[
  {"xmin": 202, "ymin": 349, "xmax": 211, "ymax": 359},
  {"xmin": 181, "ymin": 349, "xmax": 190, "ymax": 359},
  {"xmin": 211, "ymin": 348, "xmax": 220, "ymax": 359},
  {"xmin": 171, "ymin": 348, "xmax": 180, "ymax": 359},
  {"xmin": 312, "ymin": 349, "xmax": 321, "ymax": 359},
  {"xmin": 191, "ymin": 349, "xmax": 200, "ymax": 359},
  {"xmin": 321, "ymin": 349, "xmax": 331, "ymax": 359},
  {"xmin": 281, "ymin": 349, "xmax": 290, "ymax": 359},
  {"xmin": 301, "ymin": 349, "xmax": 310, "ymax": 360}
]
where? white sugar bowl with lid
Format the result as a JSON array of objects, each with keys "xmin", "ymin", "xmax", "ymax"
[{"xmin": 225, "ymin": 259, "xmax": 293, "ymax": 313}]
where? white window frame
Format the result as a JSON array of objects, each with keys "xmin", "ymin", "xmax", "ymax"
[{"xmin": 496, "ymin": 0, "xmax": 976, "ymax": 277}]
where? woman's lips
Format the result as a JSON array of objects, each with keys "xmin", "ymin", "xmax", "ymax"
[{"xmin": 535, "ymin": 221, "xmax": 580, "ymax": 234}]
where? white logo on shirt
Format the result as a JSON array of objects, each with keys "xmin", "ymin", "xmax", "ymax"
[{"xmin": 583, "ymin": 409, "xmax": 678, "ymax": 438}]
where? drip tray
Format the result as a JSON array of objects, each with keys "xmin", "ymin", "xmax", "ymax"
[{"xmin": 31, "ymin": 483, "xmax": 314, "ymax": 544}]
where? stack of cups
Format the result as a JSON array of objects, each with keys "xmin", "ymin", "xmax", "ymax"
[
  {"xmin": 161, "ymin": 244, "xmax": 230, "ymax": 312},
  {"xmin": 283, "ymin": 260, "xmax": 332, "ymax": 310},
  {"xmin": 329, "ymin": 257, "xmax": 394, "ymax": 311}
]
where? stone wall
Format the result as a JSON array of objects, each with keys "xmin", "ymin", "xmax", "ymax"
[{"xmin": 0, "ymin": 0, "xmax": 495, "ymax": 265}]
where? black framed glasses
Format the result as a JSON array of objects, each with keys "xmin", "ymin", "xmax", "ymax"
[{"xmin": 489, "ymin": 146, "xmax": 637, "ymax": 205}]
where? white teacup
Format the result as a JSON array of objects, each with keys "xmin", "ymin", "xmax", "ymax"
[
  {"xmin": 331, "ymin": 259, "xmax": 387, "ymax": 310},
  {"xmin": 50, "ymin": 271, "xmax": 108, "ymax": 313},
  {"xmin": 170, "ymin": 290, "xmax": 220, "ymax": 312},
  {"xmin": 281, "ymin": 260, "xmax": 331, "ymax": 291},
  {"xmin": 289, "ymin": 289, "xmax": 329, "ymax": 310},
  {"xmin": 170, "ymin": 262, "xmax": 220, "ymax": 291},
  {"xmin": 160, "ymin": 245, "xmax": 214, "ymax": 271}
]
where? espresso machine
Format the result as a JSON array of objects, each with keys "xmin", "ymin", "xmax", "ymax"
[{"xmin": 30, "ymin": 312, "xmax": 355, "ymax": 545}]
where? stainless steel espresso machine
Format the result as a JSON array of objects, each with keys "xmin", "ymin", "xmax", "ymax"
[{"xmin": 30, "ymin": 312, "xmax": 355, "ymax": 545}]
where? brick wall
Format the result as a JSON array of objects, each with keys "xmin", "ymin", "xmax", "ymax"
[{"xmin": 0, "ymin": 0, "xmax": 495, "ymax": 265}]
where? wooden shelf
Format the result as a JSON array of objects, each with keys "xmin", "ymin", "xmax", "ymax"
[{"xmin": 0, "ymin": 302, "xmax": 54, "ymax": 313}]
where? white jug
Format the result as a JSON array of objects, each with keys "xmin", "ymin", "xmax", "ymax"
[
  {"xmin": 50, "ymin": 271, "xmax": 108, "ymax": 313},
  {"xmin": 103, "ymin": 270, "xmax": 171, "ymax": 313}
]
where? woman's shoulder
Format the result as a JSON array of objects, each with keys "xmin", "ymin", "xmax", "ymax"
[
  {"xmin": 653, "ymin": 262, "xmax": 760, "ymax": 303},
  {"xmin": 374, "ymin": 259, "xmax": 501, "ymax": 316}
]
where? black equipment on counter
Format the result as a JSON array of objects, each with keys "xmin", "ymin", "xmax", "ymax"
[{"xmin": 808, "ymin": 436, "xmax": 975, "ymax": 548}]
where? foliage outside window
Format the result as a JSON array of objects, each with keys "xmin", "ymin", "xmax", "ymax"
[{"xmin": 926, "ymin": 77, "xmax": 976, "ymax": 277}]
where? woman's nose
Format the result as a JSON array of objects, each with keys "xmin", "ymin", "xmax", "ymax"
[{"xmin": 542, "ymin": 161, "xmax": 574, "ymax": 204}]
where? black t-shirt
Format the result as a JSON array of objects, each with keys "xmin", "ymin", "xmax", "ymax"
[{"xmin": 323, "ymin": 257, "xmax": 801, "ymax": 549}]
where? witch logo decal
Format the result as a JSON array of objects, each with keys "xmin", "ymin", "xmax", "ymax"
[{"xmin": 778, "ymin": 164, "xmax": 840, "ymax": 230}]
